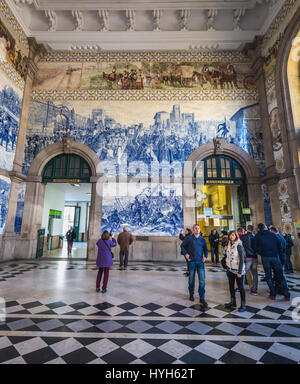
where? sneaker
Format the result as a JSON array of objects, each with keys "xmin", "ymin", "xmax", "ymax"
[
  {"xmin": 284, "ymin": 296, "xmax": 291, "ymax": 301},
  {"xmin": 250, "ymin": 291, "xmax": 258, "ymax": 296},
  {"xmin": 96, "ymin": 288, "xmax": 100, "ymax": 292},
  {"xmin": 269, "ymin": 295, "xmax": 276, "ymax": 300},
  {"xmin": 102, "ymin": 289, "xmax": 107, "ymax": 293},
  {"xmin": 211, "ymin": 262, "xmax": 215, "ymax": 265},
  {"xmin": 217, "ymin": 262, "xmax": 221, "ymax": 265},
  {"xmin": 239, "ymin": 305, "xmax": 247, "ymax": 313},
  {"xmin": 200, "ymin": 299, "xmax": 208, "ymax": 308},
  {"xmin": 235, "ymin": 288, "xmax": 240, "ymax": 293},
  {"xmin": 189, "ymin": 295, "xmax": 194, "ymax": 301},
  {"xmin": 261, "ymin": 277, "xmax": 267, "ymax": 282}
]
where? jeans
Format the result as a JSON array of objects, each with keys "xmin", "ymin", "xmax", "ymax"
[
  {"xmin": 67, "ymin": 241, "xmax": 73, "ymax": 254},
  {"xmin": 211, "ymin": 246, "xmax": 219, "ymax": 263},
  {"xmin": 285, "ymin": 253, "xmax": 294, "ymax": 273},
  {"xmin": 245, "ymin": 258, "xmax": 258, "ymax": 292},
  {"xmin": 96, "ymin": 267, "xmax": 110, "ymax": 290},
  {"xmin": 188, "ymin": 261, "xmax": 205, "ymax": 299},
  {"xmin": 119, "ymin": 250, "xmax": 129, "ymax": 268},
  {"xmin": 262, "ymin": 257, "xmax": 290, "ymax": 298},
  {"xmin": 226, "ymin": 270, "xmax": 246, "ymax": 304}
]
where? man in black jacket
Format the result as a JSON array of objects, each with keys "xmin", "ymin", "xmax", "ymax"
[
  {"xmin": 241, "ymin": 225, "xmax": 258, "ymax": 295},
  {"xmin": 281, "ymin": 231, "xmax": 294, "ymax": 274},
  {"xmin": 209, "ymin": 229, "xmax": 220, "ymax": 265}
]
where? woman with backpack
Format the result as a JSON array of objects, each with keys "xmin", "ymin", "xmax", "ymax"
[{"xmin": 96, "ymin": 230, "xmax": 117, "ymax": 293}]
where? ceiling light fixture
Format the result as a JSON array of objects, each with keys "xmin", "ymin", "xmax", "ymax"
[{"xmin": 71, "ymin": 183, "xmax": 81, "ymax": 187}]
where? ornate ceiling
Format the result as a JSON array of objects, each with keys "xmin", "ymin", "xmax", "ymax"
[{"xmin": 7, "ymin": 0, "xmax": 286, "ymax": 51}]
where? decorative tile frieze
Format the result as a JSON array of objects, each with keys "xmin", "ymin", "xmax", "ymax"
[
  {"xmin": 41, "ymin": 50, "xmax": 249, "ymax": 64},
  {"xmin": 263, "ymin": 0, "xmax": 299, "ymax": 57},
  {"xmin": 31, "ymin": 88, "xmax": 259, "ymax": 102},
  {"xmin": 0, "ymin": 0, "xmax": 28, "ymax": 54},
  {"xmin": 265, "ymin": 71, "xmax": 275, "ymax": 94},
  {"xmin": 0, "ymin": 60, "xmax": 24, "ymax": 90}
]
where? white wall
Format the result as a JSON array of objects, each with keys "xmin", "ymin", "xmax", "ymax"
[{"xmin": 42, "ymin": 184, "xmax": 66, "ymax": 236}]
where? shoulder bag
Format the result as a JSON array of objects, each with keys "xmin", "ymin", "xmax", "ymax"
[{"xmin": 103, "ymin": 239, "xmax": 114, "ymax": 258}]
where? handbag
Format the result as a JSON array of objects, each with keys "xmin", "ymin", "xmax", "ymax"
[
  {"xmin": 221, "ymin": 252, "xmax": 228, "ymax": 270},
  {"xmin": 103, "ymin": 239, "xmax": 114, "ymax": 259}
]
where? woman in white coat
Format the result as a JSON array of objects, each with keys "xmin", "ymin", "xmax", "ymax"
[{"xmin": 225, "ymin": 231, "xmax": 246, "ymax": 312}]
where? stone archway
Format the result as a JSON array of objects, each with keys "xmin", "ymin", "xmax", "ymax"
[
  {"xmin": 16, "ymin": 138, "xmax": 104, "ymax": 260},
  {"xmin": 182, "ymin": 140, "xmax": 264, "ymax": 229},
  {"xmin": 275, "ymin": 7, "xmax": 300, "ymax": 218}
]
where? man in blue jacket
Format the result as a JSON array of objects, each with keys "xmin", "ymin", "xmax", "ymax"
[
  {"xmin": 181, "ymin": 224, "xmax": 208, "ymax": 308},
  {"xmin": 254, "ymin": 223, "xmax": 290, "ymax": 300}
]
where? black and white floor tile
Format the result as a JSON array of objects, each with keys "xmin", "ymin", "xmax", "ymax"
[{"xmin": 0, "ymin": 260, "xmax": 299, "ymax": 364}]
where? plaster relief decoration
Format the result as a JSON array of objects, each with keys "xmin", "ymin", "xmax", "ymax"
[
  {"xmin": 33, "ymin": 61, "xmax": 256, "ymax": 91},
  {"xmin": 0, "ymin": 69, "xmax": 22, "ymax": 171},
  {"xmin": 14, "ymin": 181, "xmax": 25, "ymax": 234},
  {"xmin": 101, "ymin": 183, "xmax": 183, "ymax": 236},
  {"xmin": 25, "ymin": 99, "xmax": 265, "ymax": 235},
  {"xmin": 0, "ymin": 175, "xmax": 10, "ymax": 234}
]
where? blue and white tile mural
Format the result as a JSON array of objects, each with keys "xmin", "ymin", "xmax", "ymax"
[
  {"xmin": 25, "ymin": 99, "xmax": 266, "ymax": 235},
  {"xmin": 24, "ymin": 100, "xmax": 265, "ymax": 176},
  {"xmin": 0, "ymin": 71, "xmax": 22, "ymax": 171},
  {"xmin": 14, "ymin": 182, "xmax": 26, "ymax": 234},
  {"xmin": 0, "ymin": 175, "xmax": 11, "ymax": 234},
  {"xmin": 101, "ymin": 183, "xmax": 183, "ymax": 236}
]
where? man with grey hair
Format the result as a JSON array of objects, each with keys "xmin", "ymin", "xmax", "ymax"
[{"xmin": 117, "ymin": 226, "xmax": 133, "ymax": 270}]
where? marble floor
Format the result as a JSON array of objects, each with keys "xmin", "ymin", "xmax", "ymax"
[
  {"xmin": 42, "ymin": 241, "xmax": 87, "ymax": 259},
  {"xmin": 0, "ymin": 260, "xmax": 300, "ymax": 364}
]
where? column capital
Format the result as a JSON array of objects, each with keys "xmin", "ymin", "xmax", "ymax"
[
  {"xmin": 243, "ymin": 35, "xmax": 265, "ymax": 78},
  {"xmin": 8, "ymin": 171, "xmax": 26, "ymax": 184},
  {"xmin": 261, "ymin": 174, "xmax": 280, "ymax": 186},
  {"xmin": 26, "ymin": 37, "xmax": 47, "ymax": 80}
]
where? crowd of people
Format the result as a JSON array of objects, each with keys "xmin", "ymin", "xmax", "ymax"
[
  {"xmin": 93, "ymin": 222, "xmax": 295, "ymax": 312},
  {"xmin": 179, "ymin": 223, "xmax": 294, "ymax": 312}
]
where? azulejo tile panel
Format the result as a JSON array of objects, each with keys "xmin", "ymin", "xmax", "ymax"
[
  {"xmin": 0, "ymin": 61, "xmax": 24, "ymax": 91},
  {"xmin": 42, "ymin": 50, "xmax": 249, "ymax": 64},
  {"xmin": 31, "ymin": 89, "xmax": 259, "ymax": 102},
  {"xmin": 0, "ymin": 0, "xmax": 28, "ymax": 54}
]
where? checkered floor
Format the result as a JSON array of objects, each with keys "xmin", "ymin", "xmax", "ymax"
[{"xmin": 0, "ymin": 260, "xmax": 300, "ymax": 364}]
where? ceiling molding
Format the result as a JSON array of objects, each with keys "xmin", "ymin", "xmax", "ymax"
[
  {"xmin": 32, "ymin": 30, "xmax": 261, "ymax": 51},
  {"xmin": 5, "ymin": 0, "xmax": 287, "ymax": 51},
  {"xmin": 12, "ymin": 0, "xmax": 277, "ymax": 11}
]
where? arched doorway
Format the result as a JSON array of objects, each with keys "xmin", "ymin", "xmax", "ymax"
[
  {"xmin": 195, "ymin": 155, "xmax": 249, "ymax": 239},
  {"xmin": 182, "ymin": 140, "xmax": 265, "ymax": 233},
  {"xmin": 16, "ymin": 138, "xmax": 103, "ymax": 261},
  {"xmin": 41, "ymin": 153, "xmax": 92, "ymax": 259}
]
